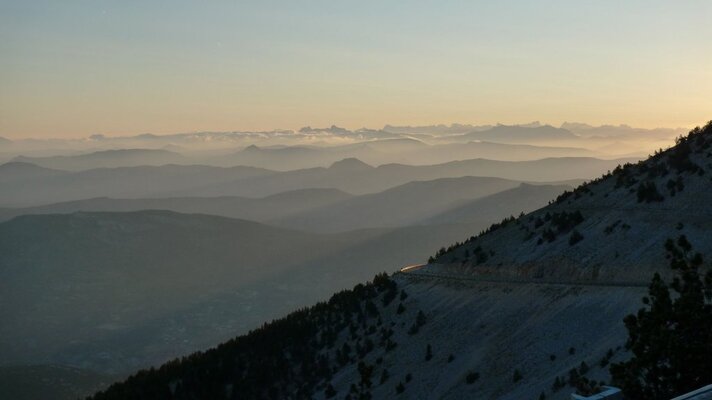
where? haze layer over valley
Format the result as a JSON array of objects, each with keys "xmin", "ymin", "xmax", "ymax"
[{"xmin": 0, "ymin": 122, "xmax": 682, "ymax": 170}]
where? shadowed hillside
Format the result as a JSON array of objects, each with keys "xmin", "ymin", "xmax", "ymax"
[
  {"xmin": 419, "ymin": 183, "xmax": 572, "ymax": 225},
  {"xmin": 272, "ymin": 176, "xmax": 526, "ymax": 232},
  {"xmin": 0, "ymin": 188, "xmax": 353, "ymax": 224},
  {"xmin": 0, "ymin": 164, "xmax": 275, "ymax": 206},
  {"xmin": 186, "ymin": 156, "xmax": 633, "ymax": 198},
  {"xmin": 12, "ymin": 149, "xmax": 188, "ymax": 171},
  {"xmin": 0, "ymin": 211, "xmax": 498, "ymax": 382}
]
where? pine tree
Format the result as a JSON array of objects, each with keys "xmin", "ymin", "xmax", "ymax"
[
  {"xmin": 466, "ymin": 371, "xmax": 480, "ymax": 384},
  {"xmin": 395, "ymin": 382, "xmax": 405, "ymax": 394},
  {"xmin": 324, "ymin": 383, "xmax": 337, "ymax": 398},
  {"xmin": 379, "ymin": 369, "xmax": 389, "ymax": 385},
  {"xmin": 610, "ymin": 236, "xmax": 712, "ymax": 400},
  {"xmin": 357, "ymin": 361, "xmax": 373, "ymax": 400},
  {"xmin": 512, "ymin": 369, "xmax": 523, "ymax": 382}
]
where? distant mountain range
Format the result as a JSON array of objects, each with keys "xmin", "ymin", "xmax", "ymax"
[
  {"xmin": 0, "ymin": 123, "xmax": 684, "ymax": 171},
  {"xmin": 0, "ymin": 162, "xmax": 273, "ymax": 206},
  {"xmin": 0, "ymin": 156, "xmax": 629, "ymax": 206},
  {"xmin": 459, "ymin": 124, "xmax": 578, "ymax": 143},
  {"xmin": 272, "ymin": 177, "xmax": 548, "ymax": 232},
  {"xmin": 0, "ymin": 161, "xmax": 66, "ymax": 183},
  {"xmin": 419, "ymin": 183, "xmax": 572, "ymax": 225},
  {"xmin": 218, "ymin": 139, "xmax": 600, "ymax": 169},
  {"xmin": 5, "ymin": 138, "xmax": 601, "ymax": 171},
  {"xmin": 0, "ymin": 177, "xmax": 574, "ymax": 233},
  {"xmin": 180, "ymin": 157, "xmax": 630, "ymax": 199},
  {"xmin": 12, "ymin": 149, "xmax": 187, "ymax": 171},
  {"xmin": 0, "ymin": 188, "xmax": 353, "ymax": 224}
]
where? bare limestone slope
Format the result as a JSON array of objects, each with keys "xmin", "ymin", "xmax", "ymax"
[
  {"xmin": 321, "ymin": 275, "xmax": 645, "ymax": 400},
  {"xmin": 428, "ymin": 122, "xmax": 712, "ymax": 284}
]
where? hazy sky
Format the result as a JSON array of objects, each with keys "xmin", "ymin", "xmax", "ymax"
[{"xmin": 1, "ymin": 1, "xmax": 710, "ymax": 139}]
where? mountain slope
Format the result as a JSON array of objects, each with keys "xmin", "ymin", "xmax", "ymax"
[
  {"xmin": 0, "ymin": 162, "xmax": 66, "ymax": 184},
  {"xmin": 0, "ymin": 188, "xmax": 353, "ymax": 223},
  {"xmin": 427, "ymin": 122, "xmax": 712, "ymax": 283},
  {"xmin": 0, "ymin": 156, "xmax": 632, "ymax": 206},
  {"xmin": 272, "ymin": 176, "xmax": 525, "ymax": 232},
  {"xmin": 0, "ymin": 156, "xmax": 626, "ymax": 206},
  {"xmin": 0, "ymin": 164, "xmax": 274, "ymax": 206},
  {"xmin": 0, "ymin": 179, "xmax": 567, "ymax": 233},
  {"xmin": 461, "ymin": 124, "xmax": 578, "ymax": 144},
  {"xmin": 87, "ymin": 122, "xmax": 712, "ymax": 400},
  {"xmin": 217, "ymin": 139, "xmax": 598, "ymax": 169},
  {"xmin": 219, "ymin": 143, "xmax": 387, "ymax": 170},
  {"xmin": 12, "ymin": 149, "xmax": 188, "ymax": 171},
  {"xmin": 188, "ymin": 156, "xmax": 633, "ymax": 198},
  {"xmin": 89, "ymin": 274, "xmax": 645, "ymax": 400},
  {"xmin": 420, "ymin": 141, "xmax": 597, "ymax": 162},
  {"xmin": 419, "ymin": 183, "xmax": 573, "ymax": 225}
]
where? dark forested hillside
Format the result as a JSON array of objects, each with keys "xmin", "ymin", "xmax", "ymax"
[{"xmin": 90, "ymin": 274, "xmax": 404, "ymax": 400}]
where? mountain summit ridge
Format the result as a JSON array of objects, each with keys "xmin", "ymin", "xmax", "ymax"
[{"xmin": 328, "ymin": 157, "xmax": 374, "ymax": 171}]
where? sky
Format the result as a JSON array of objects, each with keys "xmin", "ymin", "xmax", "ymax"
[{"xmin": 0, "ymin": 1, "xmax": 710, "ymax": 139}]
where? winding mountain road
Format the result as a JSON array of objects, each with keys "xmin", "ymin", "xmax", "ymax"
[{"xmin": 398, "ymin": 263, "xmax": 649, "ymax": 288}]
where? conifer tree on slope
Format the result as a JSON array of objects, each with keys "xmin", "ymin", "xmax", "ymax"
[{"xmin": 611, "ymin": 236, "xmax": 712, "ymax": 400}]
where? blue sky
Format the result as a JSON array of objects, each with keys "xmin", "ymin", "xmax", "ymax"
[{"xmin": 1, "ymin": 1, "xmax": 710, "ymax": 138}]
